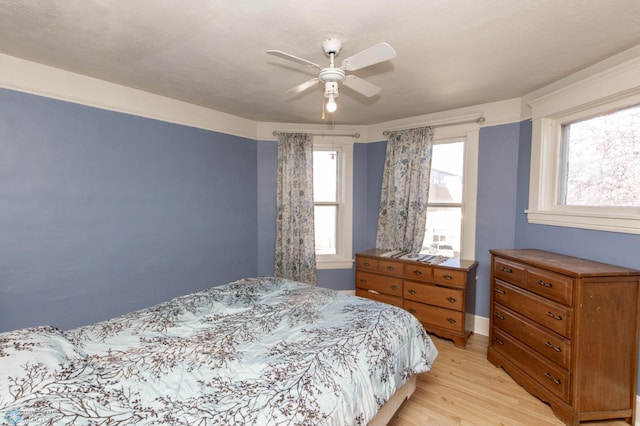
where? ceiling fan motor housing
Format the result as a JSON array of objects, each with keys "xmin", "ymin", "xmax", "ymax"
[
  {"xmin": 322, "ymin": 38, "xmax": 343, "ymax": 55},
  {"xmin": 319, "ymin": 67, "xmax": 345, "ymax": 84}
]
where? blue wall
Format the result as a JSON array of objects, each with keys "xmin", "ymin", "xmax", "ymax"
[
  {"xmin": 0, "ymin": 88, "xmax": 258, "ymax": 332},
  {"xmin": 4, "ymin": 85, "xmax": 638, "ymax": 341},
  {"xmin": 474, "ymin": 123, "xmax": 523, "ymax": 317},
  {"xmin": 256, "ymin": 140, "xmax": 277, "ymax": 276}
]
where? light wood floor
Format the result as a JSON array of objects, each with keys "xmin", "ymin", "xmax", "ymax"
[{"xmin": 387, "ymin": 334, "xmax": 631, "ymax": 426}]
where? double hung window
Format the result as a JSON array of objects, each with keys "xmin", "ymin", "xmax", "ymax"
[
  {"xmin": 312, "ymin": 139, "xmax": 353, "ymax": 269},
  {"xmin": 423, "ymin": 141, "xmax": 464, "ymax": 258}
]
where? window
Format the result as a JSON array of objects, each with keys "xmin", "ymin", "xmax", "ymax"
[
  {"xmin": 312, "ymin": 138, "xmax": 353, "ymax": 269},
  {"xmin": 527, "ymin": 55, "xmax": 640, "ymax": 234},
  {"xmin": 313, "ymin": 149, "xmax": 338, "ymax": 255},
  {"xmin": 423, "ymin": 141, "xmax": 464, "ymax": 258},
  {"xmin": 559, "ymin": 104, "xmax": 640, "ymax": 207}
]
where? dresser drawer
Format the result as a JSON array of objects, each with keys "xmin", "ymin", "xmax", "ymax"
[
  {"xmin": 356, "ymin": 271, "xmax": 403, "ymax": 297},
  {"xmin": 491, "ymin": 329, "xmax": 570, "ymax": 403},
  {"xmin": 403, "ymin": 263, "xmax": 433, "ymax": 281},
  {"xmin": 356, "ymin": 256, "xmax": 378, "ymax": 272},
  {"xmin": 356, "ymin": 288, "xmax": 403, "ymax": 308},
  {"xmin": 526, "ymin": 267, "xmax": 573, "ymax": 305},
  {"xmin": 378, "ymin": 260, "xmax": 403, "ymax": 276},
  {"xmin": 404, "ymin": 300, "xmax": 464, "ymax": 332},
  {"xmin": 493, "ymin": 303, "xmax": 571, "ymax": 368},
  {"xmin": 404, "ymin": 281, "xmax": 464, "ymax": 311},
  {"xmin": 493, "ymin": 279, "xmax": 572, "ymax": 338},
  {"xmin": 433, "ymin": 267, "xmax": 466, "ymax": 287},
  {"xmin": 494, "ymin": 258, "xmax": 526, "ymax": 287}
]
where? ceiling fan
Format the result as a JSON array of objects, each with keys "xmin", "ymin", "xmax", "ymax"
[{"xmin": 267, "ymin": 38, "xmax": 396, "ymax": 113}]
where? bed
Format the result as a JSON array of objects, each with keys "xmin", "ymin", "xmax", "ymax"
[{"xmin": 0, "ymin": 276, "xmax": 438, "ymax": 425}]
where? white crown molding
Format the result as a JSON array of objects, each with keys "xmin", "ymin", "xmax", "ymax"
[
  {"xmin": 2, "ymin": 53, "xmax": 528, "ymax": 142},
  {"xmin": 7, "ymin": 46, "xmax": 640, "ymax": 142},
  {"xmin": 0, "ymin": 54, "xmax": 257, "ymax": 140},
  {"xmin": 524, "ymin": 44, "xmax": 640, "ymax": 119},
  {"xmin": 364, "ymin": 98, "xmax": 524, "ymax": 143}
]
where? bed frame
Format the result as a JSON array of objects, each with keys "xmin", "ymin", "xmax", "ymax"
[{"xmin": 368, "ymin": 375, "xmax": 417, "ymax": 425}]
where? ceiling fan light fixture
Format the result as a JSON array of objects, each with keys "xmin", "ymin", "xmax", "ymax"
[{"xmin": 326, "ymin": 95, "xmax": 337, "ymax": 113}]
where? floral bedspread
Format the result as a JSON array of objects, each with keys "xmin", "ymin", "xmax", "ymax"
[{"xmin": 1, "ymin": 277, "xmax": 438, "ymax": 425}]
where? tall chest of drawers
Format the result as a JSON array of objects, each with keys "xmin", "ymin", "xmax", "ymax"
[
  {"xmin": 487, "ymin": 249, "xmax": 640, "ymax": 425},
  {"xmin": 355, "ymin": 249, "xmax": 478, "ymax": 348}
]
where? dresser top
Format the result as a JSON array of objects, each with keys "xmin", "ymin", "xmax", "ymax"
[
  {"xmin": 356, "ymin": 248, "xmax": 478, "ymax": 271},
  {"xmin": 490, "ymin": 248, "xmax": 640, "ymax": 278}
]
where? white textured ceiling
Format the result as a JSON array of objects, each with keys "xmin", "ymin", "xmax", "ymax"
[{"xmin": 1, "ymin": 0, "xmax": 639, "ymax": 125}]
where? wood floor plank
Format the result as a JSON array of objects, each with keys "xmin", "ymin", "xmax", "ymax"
[{"xmin": 387, "ymin": 334, "xmax": 630, "ymax": 426}]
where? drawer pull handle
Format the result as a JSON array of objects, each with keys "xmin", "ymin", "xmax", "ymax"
[
  {"xmin": 442, "ymin": 274, "xmax": 454, "ymax": 280},
  {"xmin": 494, "ymin": 312, "xmax": 505, "ymax": 320},
  {"xmin": 446, "ymin": 317, "xmax": 457, "ymax": 324},
  {"xmin": 359, "ymin": 278, "xmax": 367, "ymax": 284},
  {"xmin": 546, "ymin": 311, "xmax": 563, "ymax": 321},
  {"xmin": 501, "ymin": 267, "xmax": 513, "ymax": 273},
  {"xmin": 538, "ymin": 279, "xmax": 553, "ymax": 288},
  {"xmin": 545, "ymin": 341, "xmax": 562, "ymax": 352},
  {"xmin": 494, "ymin": 288, "xmax": 506, "ymax": 295},
  {"xmin": 408, "ymin": 289, "xmax": 417, "ymax": 295},
  {"xmin": 390, "ymin": 285, "xmax": 399, "ymax": 290},
  {"xmin": 408, "ymin": 308, "xmax": 417, "ymax": 314},
  {"xmin": 367, "ymin": 289, "xmax": 380, "ymax": 295},
  {"xmin": 412, "ymin": 269, "xmax": 423, "ymax": 276},
  {"xmin": 492, "ymin": 337, "xmax": 504, "ymax": 346},
  {"xmin": 387, "ymin": 265, "xmax": 395, "ymax": 271},
  {"xmin": 544, "ymin": 372, "xmax": 562, "ymax": 385},
  {"xmin": 363, "ymin": 261, "xmax": 370, "ymax": 267},
  {"xmin": 446, "ymin": 297, "xmax": 457, "ymax": 303}
]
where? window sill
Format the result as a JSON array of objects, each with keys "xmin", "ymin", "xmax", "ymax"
[
  {"xmin": 316, "ymin": 257, "xmax": 355, "ymax": 270},
  {"xmin": 525, "ymin": 209, "xmax": 640, "ymax": 235}
]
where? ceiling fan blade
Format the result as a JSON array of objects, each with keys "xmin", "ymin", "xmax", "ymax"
[
  {"xmin": 266, "ymin": 50, "xmax": 321, "ymax": 69},
  {"xmin": 341, "ymin": 42, "xmax": 396, "ymax": 71},
  {"xmin": 342, "ymin": 75, "xmax": 381, "ymax": 97},
  {"xmin": 286, "ymin": 78, "xmax": 320, "ymax": 95}
]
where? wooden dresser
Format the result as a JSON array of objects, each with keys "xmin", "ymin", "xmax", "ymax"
[
  {"xmin": 487, "ymin": 249, "xmax": 640, "ymax": 425},
  {"xmin": 355, "ymin": 248, "xmax": 478, "ymax": 348}
]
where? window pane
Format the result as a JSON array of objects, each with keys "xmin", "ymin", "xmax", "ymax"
[
  {"xmin": 422, "ymin": 207, "xmax": 461, "ymax": 258},
  {"xmin": 314, "ymin": 205, "xmax": 337, "ymax": 255},
  {"xmin": 561, "ymin": 104, "xmax": 640, "ymax": 207},
  {"xmin": 428, "ymin": 142, "xmax": 464, "ymax": 203},
  {"xmin": 313, "ymin": 150, "xmax": 338, "ymax": 202}
]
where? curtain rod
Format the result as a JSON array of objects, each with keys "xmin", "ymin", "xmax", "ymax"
[
  {"xmin": 382, "ymin": 115, "xmax": 485, "ymax": 136},
  {"xmin": 272, "ymin": 130, "xmax": 360, "ymax": 138}
]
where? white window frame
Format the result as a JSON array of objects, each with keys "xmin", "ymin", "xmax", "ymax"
[
  {"xmin": 313, "ymin": 136, "xmax": 353, "ymax": 269},
  {"xmin": 526, "ymin": 55, "xmax": 640, "ymax": 234},
  {"xmin": 430, "ymin": 125, "xmax": 479, "ymax": 260}
]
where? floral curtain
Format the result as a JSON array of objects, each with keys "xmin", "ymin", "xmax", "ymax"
[
  {"xmin": 376, "ymin": 126, "xmax": 434, "ymax": 252},
  {"xmin": 275, "ymin": 132, "xmax": 317, "ymax": 284}
]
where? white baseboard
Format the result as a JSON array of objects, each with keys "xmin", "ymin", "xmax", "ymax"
[{"xmin": 469, "ymin": 313, "xmax": 490, "ymax": 336}]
